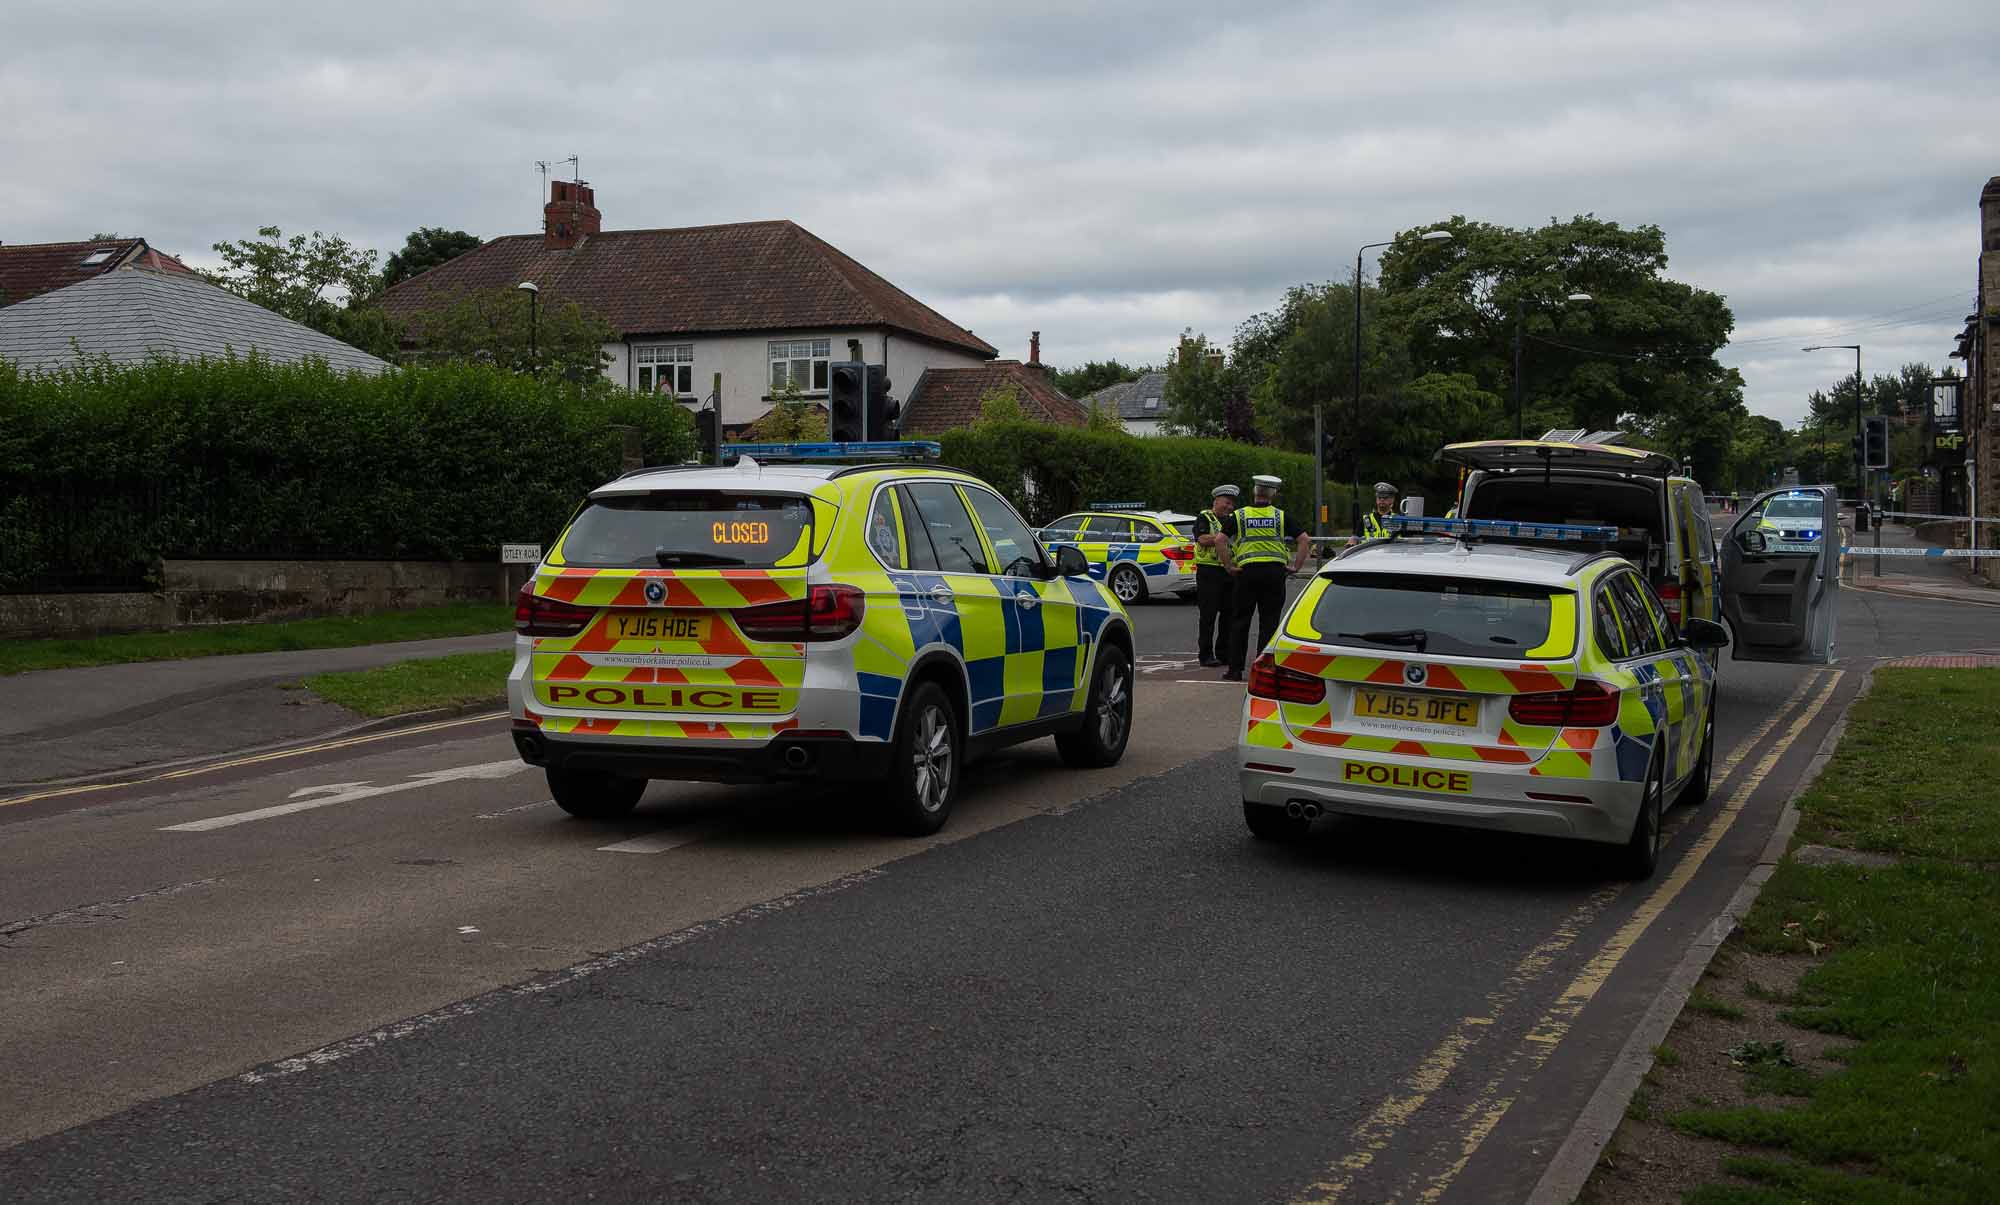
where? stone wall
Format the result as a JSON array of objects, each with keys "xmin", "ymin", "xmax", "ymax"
[{"xmin": 1, "ymin": 559, "xmax": 515, "ymax": 640}]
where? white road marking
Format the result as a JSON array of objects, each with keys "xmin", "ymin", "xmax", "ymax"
[
  {"xmin": 456, "ymin": 926, "xmax": 481, "ymax": 935},
  {"xmin": 161, "ymin": 761, "xmax": 532, "ymax": 832},
  {"xmin": 597, "ymin": 826, "xmax": 717, "ymax": 854},
  {"xmin": 474, "ymin": 799, "xmax": 555, "ymax": 820}
]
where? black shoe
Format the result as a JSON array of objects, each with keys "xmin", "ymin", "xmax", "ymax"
[
  {"xmin": 1199, "ymin": 657, "xmax": 1221, "ymax": 667},
  {"xmin": 1221, "ymin": 669, "xmax": 1244, "ymax": 682}
]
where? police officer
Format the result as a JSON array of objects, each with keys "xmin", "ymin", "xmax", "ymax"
[
  {"xmin": 1192, "ymin": 484, "xmax": 1238, "ymax": 667},
  {"xmin": 1218, "ymin": 474, "xmax": 1311, "ymax": 682},
  {"xmin": 1350, "ymin": 481, "xmax": 1398, "ymax": 545}
]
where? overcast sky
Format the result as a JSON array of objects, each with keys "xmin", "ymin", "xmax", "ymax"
[{"xmin": 6, "ymin": 0, "xmax": 1993, "ymax": 424}]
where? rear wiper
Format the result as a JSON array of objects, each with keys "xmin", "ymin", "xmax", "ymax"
[
  {"xmin": 654, "ymin": 549, "xmax": 744, "ymax": 567},
  {"xmin": 1339, "ymin": 629, "xmax": 1429, "ymax": 653}
]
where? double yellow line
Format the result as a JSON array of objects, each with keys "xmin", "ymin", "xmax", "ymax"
[
  {"xmin": 0, "ymin": 711, "xmax": 507, "ymax": 810},
  {"xmin": 1297, "ymin": 667, "xmax": 1845, "ymax": 1203}
]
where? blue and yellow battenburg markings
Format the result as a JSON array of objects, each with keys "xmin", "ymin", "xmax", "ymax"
[{"xmin": 1041, "ymin": 507, "xmax": 1195, "ymax": 586}]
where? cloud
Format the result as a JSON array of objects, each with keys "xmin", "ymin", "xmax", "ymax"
[{"xmin": 3, "ymin": 0, "xmax": 1993, "ymax": 427}]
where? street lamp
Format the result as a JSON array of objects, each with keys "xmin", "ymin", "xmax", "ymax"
[
  {"xmin": 516, "ymin": 280, "xmax": 540, "ymax": 369},
  {"xmin": 1511, "ymin": 292, "xmax": 1594, "ymax": 438},
  {"xmin": 1804, "ymin": 342, "xmax": 1869, "ymax": 571},
  {"xmin": 1333, "ymin": 228, "xmax": 1453, "ymax": 537}
]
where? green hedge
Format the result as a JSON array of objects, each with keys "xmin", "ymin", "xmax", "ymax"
[
  {"xmin": 0, "ymin": 356, "xmax": 695, "ymax": 591},
  {"xmin": 936, "ymin": 421, "xmax": 1355, "ymax": 527}
]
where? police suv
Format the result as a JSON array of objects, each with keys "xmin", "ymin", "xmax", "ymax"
[
  {"xmin": 1240, "ymin": 501, "xmax": 1839, "ymax": 877},
  {"xmin": 510, "ymin": 442, "xmax": 1137, "ymax": 835}
]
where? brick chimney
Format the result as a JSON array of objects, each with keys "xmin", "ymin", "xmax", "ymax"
[
  {"xmin": 1029, "ymin": 330, "xmax": 1041, "ymax": 366},
  {"xmin": 544, "ymin": 179, "xmax": 601, "ymax": 251}
]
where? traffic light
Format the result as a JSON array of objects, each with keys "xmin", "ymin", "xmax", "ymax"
[
  {"xmin": 828, "ymin": 362, "xmax": 864, "ymax": 442},
  {"xmin": 695, "ymin": 408, "xmax": 718, "ymax": 464},
  {"xmin": 1862, "ymin": 415, "xmax": 1888, "ymax": 470},
  {"xmin": 865, "ymin": 364, "xmax": 899, "ymax": 441}
]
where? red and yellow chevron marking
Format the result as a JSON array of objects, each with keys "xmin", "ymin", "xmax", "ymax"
[
  {"xmin": 531, "ymin": 567, "xmax": 807, "ymax": 610},
  {"xmin": 1270, "ymin": 646, "xmax": 1579, "ymax": 695},
  {"xmin": 1243, "ymin": 696, "xmax": 1293, "ymax": 750},
  {"xmin": 535, "ymin": 715, "xmax": 801, "ymax": 742}
]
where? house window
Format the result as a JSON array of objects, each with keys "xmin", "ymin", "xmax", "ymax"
[
  {"xmin": 769, "ymin": 339, "xmax": 832, "ymax": 394},
  {"xmin": 1143, "ymin": 395, "xmax": 1160, "ymax": 411},
  {"xmin": 81, "ymin": 249, "xmax": 115, "ymax": 266},
  {"xmin": 637, "ymin": 344, "xmax": 694, "ymax": 397}
]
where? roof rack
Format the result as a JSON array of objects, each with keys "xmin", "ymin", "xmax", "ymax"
[{"xmin": 720, "ymin": 440, "xmax": 942, "ymax": 464}]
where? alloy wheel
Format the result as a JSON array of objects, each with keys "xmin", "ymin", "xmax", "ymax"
[{"xmin": 911, "ymin": 704, "xmax": 953, "ymax": 813}]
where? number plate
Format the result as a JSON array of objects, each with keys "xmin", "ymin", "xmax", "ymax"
[
  {"xmin": 610, "ymin": 613, "xmax": 710, "ymax": 642},
  {"xmin": 1353, "ymin": 688, "xmax": 1480, "ymax": 728}
]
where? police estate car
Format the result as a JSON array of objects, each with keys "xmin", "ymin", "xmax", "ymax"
[
  {"xmin": 1239, "ymin": 502, "xmax": 1840, "ymax": 877},
  {"xmin": 1036, "ymin": 506, "xmax": 1201, "ymax": 605},
  {"xmin": 509, "ymin": 443, "xmax": 1136, "ymax": 836},
  {"xmin": 1755, "ymin": 492, "xmax": 1828, "ymax": 554}
]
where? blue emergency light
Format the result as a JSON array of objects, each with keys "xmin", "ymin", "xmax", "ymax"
[
  {"xmin": 722, "ymin": 440, "xmax": 942, "ymax": 462},
  {"xmin": 1386, "ymin": 515, "xmax": 1620, "ymax": 542},
  {"xmin": 1087, "ymin": 500, "xmax": 1149, "ymax": 510}
]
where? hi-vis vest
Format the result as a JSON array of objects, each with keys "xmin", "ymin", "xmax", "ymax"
[
  {"xmin": 1233, "ymin": 506, "xmax": 1289, "ymax": 565},
  {"xmin": 1195, "ymin": 510, "xmax": 1225, "ymax": 567},
  {"xmin": 1361, "ymin": 510, "xmax": 1392, "ymax": 540}
]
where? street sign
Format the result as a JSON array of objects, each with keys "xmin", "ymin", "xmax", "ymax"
[
  {"xmin": 501, "ymin": 544, "xmax": 543, "ymax": 564},
  {"xmin": 1931, "ymin": 379, "xmax": 1962, "ymax": 433}
]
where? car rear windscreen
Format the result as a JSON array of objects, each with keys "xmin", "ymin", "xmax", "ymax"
[
  {"xmin": 558, "ymin": 491, "xmax": 815, "ymax": 569},
  {"xmin": 1308, "ymin": 573, "xmax": 1575, "ymax": 660}
]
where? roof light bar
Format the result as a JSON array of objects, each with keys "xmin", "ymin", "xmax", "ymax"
[
  {"xmin": 721, "ymin": 440, "xmax": 941, "ymax": 463},
  {"xmin": 1386, "ymin": 515, "xmax": 1619, "ymax": 542}
]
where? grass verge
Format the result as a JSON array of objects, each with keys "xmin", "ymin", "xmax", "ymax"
[
  {"xmin": 1, "ymin": 604, "xmax": 513, "ymax": 676},
  {"xmin": 1663, "ymin": 667, "xmax": 2000, "ymax": 1202},
  {"xmin": 303, "ymin": 651, "xmax": 512, "ymax": 718}
]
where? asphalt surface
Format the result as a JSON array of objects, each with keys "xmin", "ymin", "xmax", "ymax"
[{"xmin": 2, "ymin": 582, "xmax": 1992, "ymax": 1202}]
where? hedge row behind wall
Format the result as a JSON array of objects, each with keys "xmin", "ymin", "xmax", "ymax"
[
  {"xmin": 935, "ymin": 421, "xmax": 1356, "ymax": 528},
  {"xmin": 0, "ymin": 356, "xmax": 695, "ymax": 592}
]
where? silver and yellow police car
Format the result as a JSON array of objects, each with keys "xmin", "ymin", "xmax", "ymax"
[
  {"xmin": 509, "ymin": 442, "xmax": 1137, "ymax": 837},
  {"xmin": 1236, "ymin": 516, "xmax": 1732, "ymax": 878},
  {"xmin": 1036, "ymin": 505, "xmax": 1200, "ymax": 605}
]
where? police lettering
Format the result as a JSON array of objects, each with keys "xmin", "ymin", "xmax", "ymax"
[
  {"xmin": 544, "ymin": 684, "xmax": 782, "ymax": 710},
  {"xmin": 1342, "ymin": 762, "xmax": 1470, "ymax": 793}
]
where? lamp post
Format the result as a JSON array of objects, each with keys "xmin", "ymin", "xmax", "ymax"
[
  {"xmin": 516, "ymin": 280, "xmax": 540, "ymax": 369},
  {"xmin": 1511, "ymin": 292, "xmax": 1594, "ymax": 438},
  {"xmin": 1804, "ymin": 343, "xmax": 1868, "ymax": 571},
  {"xmin": 1335, "ymin": 228, "xmax": 1453, "ymax": 537}
]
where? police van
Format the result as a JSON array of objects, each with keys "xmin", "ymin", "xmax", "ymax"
[
  {"xmin": 1035, "ymin": 504, "xmax": 1201, "ymax": 605},
  {"xmin": 509, "ymin": 442, "xmax": 1137, "ymax": 835}
]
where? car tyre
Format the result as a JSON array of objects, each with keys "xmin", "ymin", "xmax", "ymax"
[
  {"xmin": 1679, "ymin": 700, "xmax": 1717, "ymax": 807},
  {"xmin": 884, "ymin": 680, "xmax": 961, "ymax": 837},
  {"xmin": 1056, "ymin": 645, "xmax": 1133, "ymax": 769},
  {"xmin": 1243, "ymin": 800, "xmax": 1311, "ymax": 842},
  {"xmin": 1109, "ymin": 565, "xmax": 1145, "ymax": 606},
  {"xmin": 1615, "ymin": 749, "xmax": 1666, "ymax": 879},
  {"xmin": 547, "ymin": 768, "xmax": 646, "ymax": 819}
]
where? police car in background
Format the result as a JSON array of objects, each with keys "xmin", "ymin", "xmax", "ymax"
[
  {"xmin": 1036, "ymin": 504, "xmax": 1201, "ymax": 605},
  {"xmin": 1756, "ymin": 492, "xmax": 1828, "ymax": 554},
  {"xmin": 510, "ymin": 442, "xmax": 1137, "ymax": 836},
  {"xmin": 1241, "ymin": 503, "xmax": 1839, "ymax": 877}
]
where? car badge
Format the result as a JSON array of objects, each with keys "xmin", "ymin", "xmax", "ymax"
[
  {"xmin": 1405, "ymin": 662, "xmax": 1427, "ymax": 686},
  {"xmin": 644, "ymin": 580, "xmax": 666, "ymax": 604}
]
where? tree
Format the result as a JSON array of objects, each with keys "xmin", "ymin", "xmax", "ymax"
[
  {"xmin": 206, "ymin": 226, "xmax": 383, "ymax": 331},
  {"xmin": 976, "ymin": 384, "xmax": 1027, "ymax": 425},
  {"xmin": 744, "ymin": 382, "xmax": 827, "ymax": 440},
  {"xmin": 382, "ymin": 228, "xmax": 483, "ymax": 289},
  {"xmin": 1162, "ymin": 331, "xmax": 1231, "ymax": 438},
  {"xmin": 1049, "ymin": 359, "xmax": 1145, "ymax": 399},
  {"xmin": 401, "ymin": 287, "xmax": 615, "ymax": 380}
]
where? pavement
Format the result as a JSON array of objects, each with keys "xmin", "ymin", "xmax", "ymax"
[
  {"xmin": 0, "ymin": 580, "xmax": 1992, "ymax": 1201},
  {"xmin": 1851, "ymin": 520, "xmax": 2000, "ymax": 607}
]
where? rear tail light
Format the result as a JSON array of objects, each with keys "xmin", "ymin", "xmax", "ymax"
[
  {"xmin": 1248, "ymin": 653, "xmax": 1326, "ymax": 703},
  {"xmin": 735, "ymin": 584, "xmax": 866, "ymax": 642},
  {"xmin": 1657, "ymin": 580, "xmax": 1683, "ymax": 625},
  {"xmin": 1161, "ymin": 543, "xmax": 1195, "ymax": 562},
  {"xmin": 1508, "ymin": 679, "xmax": 1620, "ymax": 727},
  {"xmin": 514, "ymin": 580, "xmax": 595, "ymax": 637}
]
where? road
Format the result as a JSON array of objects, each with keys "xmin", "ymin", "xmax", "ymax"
[{"xmin": 1, "ymin": 585, "xmax": 1992, "ymax": 1201}]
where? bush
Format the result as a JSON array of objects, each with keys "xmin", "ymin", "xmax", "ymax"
[
  {"xmin": 0, "ymin": 355, "xmax": 695, "ymax": 591},
  {"xmin": 935, "ymin": 421, "xmax": 1354, "ymax": 526}
]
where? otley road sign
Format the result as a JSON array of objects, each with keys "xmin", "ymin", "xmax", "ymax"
[{"xmin": 501, "ymin": 544, "xmax": 543, "ymax": 564}]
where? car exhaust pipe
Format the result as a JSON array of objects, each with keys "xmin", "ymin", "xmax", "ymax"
[
  {"xmin": 781, "ymin": 744, "xmax": 813, "ymax": 771},
  {"xmin": 1285, "ymin": 801, "xmax": 1305, "ymax": 820},
  {"xmin": 1300, "ymin": 803, "xmax": 1322, "ymax": 821},
  {"xmin": 512, "ymin": 731, "xmax": 546, "ymax": 764}
]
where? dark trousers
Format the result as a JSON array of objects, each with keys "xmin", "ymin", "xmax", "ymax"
[
  {"xmin": 1225, "ymin": 563, "xmax": 1289, "ymax": 672},
  {"xmin": 1195, "ymin": 564, "xmax": 1232, "ymax": 661}
]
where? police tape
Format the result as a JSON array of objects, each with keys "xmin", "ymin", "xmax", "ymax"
[
  {"xmin": 1838, "ymin": 546, "xmax": 2000, "ymax": 557},
  {"xmin": 1878, "ymin": 510, "xmax": 2000, "ymax": 525}
]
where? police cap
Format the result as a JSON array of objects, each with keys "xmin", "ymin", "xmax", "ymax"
[
  {"xmin": 1211, "ymin": 484, "xmax": 1240, "ymax": 499},
  {"xmin": 1374, "ymin": 481, "xmax": 1398, "ymax": 497},
  {"xmin": 1251, "ymin": 474, "xmax": 1282, "ymax": 489}
]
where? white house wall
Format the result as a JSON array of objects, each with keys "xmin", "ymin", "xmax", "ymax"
[{"xmin": 600, "ymin": 330, "xmax": 992, "ymax": 427}]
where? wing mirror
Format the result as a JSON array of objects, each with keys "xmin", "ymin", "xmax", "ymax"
[
  {"xmin": 1054, "ymin": 544, "xmax": 1091, "ymax": 578},
  {"xmin": 1737, "ymin": 529, "xmax": 1767, "ymax": 554},
  {"xmin": 1681, "ymin": 617, "xmax": 1731, "ymax": 650}
]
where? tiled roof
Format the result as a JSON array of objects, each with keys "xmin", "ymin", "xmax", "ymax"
[
  {"xmin": 901, "ymin": 361, "xmax": 1089, "ymax": 434},
  {"xmin": 374, "ymin": 220, "xmax": 996, "ymax": 358},
  {"xmin": 1084, "ymin": 370, "xmax": 1167, "ymax": 421},
  {"xmin": 0, "ymin": 267, "xmax": 390, "ymax": 375},
  {"xmin": 0, "ymin": 238, "xmax": 193, "ymax": 308}
]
